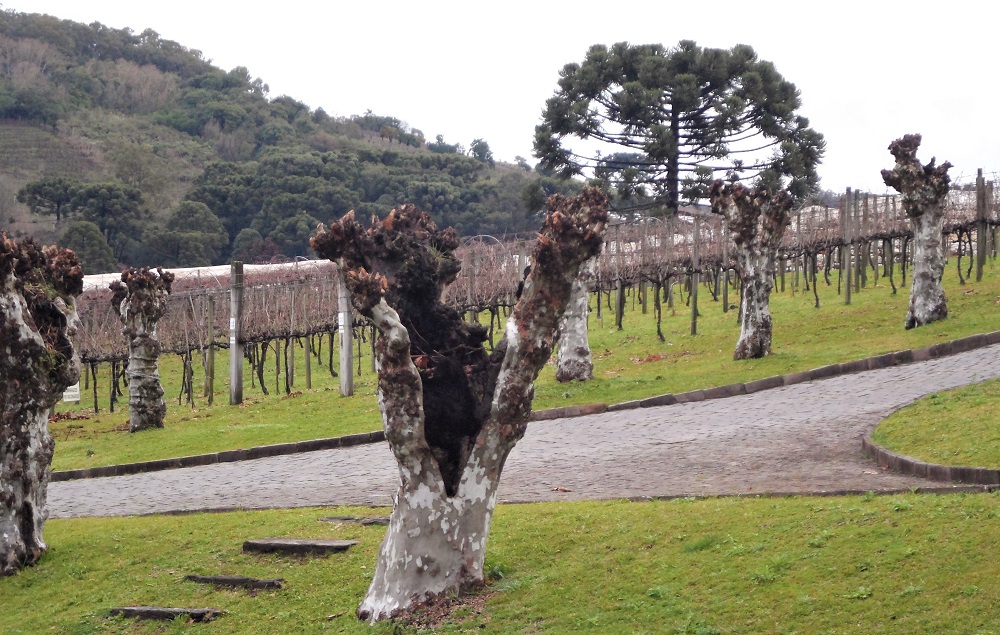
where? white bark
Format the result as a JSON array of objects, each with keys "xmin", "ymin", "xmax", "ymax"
[
  {"xmin": 1, "ymin": 251, "xmax": 80, "ymax": 577},
  {"xmin": 357, "ymin": 299, "xmax": 518, "ymax": 623},
  {"xmin": 905, "ymin": 206, "xmax": 947, "ymax": 328},
  {"xmin": 881, "ymin": 134, "xmax": 951, "ymax": 329},
  {"xmin": 112, "ymin": 269, "xmax": 172, "ymax": 432},
  {"xmin": 556, "ymin": 256, "xmax": 597, "ymax": 382},
  {"xmin": 734, "ymin": 255, "xmax": 775, "ymax": 360},
  {"xmin": 341, "ymin": 191, "xmax": 608, "ymax": 623},
  {"xmin": 710, "ymin": 183, "xmax": 791, "ymax": 360},
  {"xmin": 123, "ymin": 308, "xmax": 166, "ymax": 432}
]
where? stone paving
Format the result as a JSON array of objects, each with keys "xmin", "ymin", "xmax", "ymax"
[{"xmin": 48, "ymin": 344, "xmax": 1000, "ymax": 518}]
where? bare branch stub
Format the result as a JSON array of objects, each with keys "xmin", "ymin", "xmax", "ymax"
[{"xmin": 881, "ymin": 134, "xmax": 952, "ymax": 219}]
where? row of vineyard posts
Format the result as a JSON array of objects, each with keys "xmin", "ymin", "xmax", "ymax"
[{"xmin": 68, "ymin": 173, "xmax": 999, "ymax": 411}]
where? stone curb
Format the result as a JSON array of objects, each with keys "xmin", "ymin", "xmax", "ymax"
[
  {"xmin": 599, "ymin": 329, "xmax": 1000, "ymax": 416},
  {"xmin": 861, "ymin": 435, "xmax": 1000, "ymax": 486},
  {"xmin": 64, "ymin": 484, "xmax": 999, "ymax": 519},
  {"xmin": 53, "ymin": 329, "xmax": 1000, "ymax": 482},
  {"xmin": 51, "ymin": 430, "xmax": 386, "ymax": 482}
]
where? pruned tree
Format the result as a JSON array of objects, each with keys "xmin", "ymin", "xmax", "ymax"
[
  {"xmin": 556, "ymin": 255, "xmax": 598, "ymax": 382},
  {"xmin": 709, "ymin": 181, "xmax": 793, "ymax": 359},
  {"xmin": 880, "ymin": 134, "xmax": 952, "ymax": 329},
  {"xmin": 310, "ymin": 188, "xmax": 608, "ymax": 622},
  {"xmin": 1, "ymin": 235, "xmax": 82, "ymax": 577},
  {"xmin": 534, "ymin": 41, "xmax": 825, "ymax": 213},
  {"xmin": 110, "ymin": 267, "xmax": 174, "ymax": 432}
]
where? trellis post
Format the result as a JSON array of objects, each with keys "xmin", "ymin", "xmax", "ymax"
[
  {"xmin": 337, "ymin": 259, "xmax": 354, "ymax": 397},
  {"xmin": 229, "ymin": 261, "xmax": 244, "ymax": 405},
  {"xmin": 289, "ymin": 286, "xmax": 295, "ymax": 388},
  {"xmin": 976, "ymin": 168, "xmax": 987, "ymax": 282},
  {"xmin": 843, "ymin": 188, "xmax": 852, "ymax": 305},
  {"xmin": 466, "ymin": 250, "xmax": 478, "ymax": 323},
  {"xmin": 206, "ymin": 295, "xmax": 215, "ymax": 405},
  {"xmin": 854, "ymin": 191, "xmax": 862, "ymax": 293},
  {"xmin": 722, "ymin": 217, "xmax": 729, "ymax": 312},
  {"xmin": 690, "ymin": 214, "xmax": 700, "ymax": 336}
]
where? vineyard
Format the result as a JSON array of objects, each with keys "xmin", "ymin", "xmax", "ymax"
[{"xmin": 70, "ymin": 180, "xmax": 1000, "ymax": 409}]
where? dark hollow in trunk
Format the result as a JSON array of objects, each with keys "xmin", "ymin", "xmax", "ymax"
[{"xmin": 311, "ymin": 189, "xmax": 607, "ymax": 622}]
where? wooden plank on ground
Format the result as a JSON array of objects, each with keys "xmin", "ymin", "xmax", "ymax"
[
  {"xmin": 318, "ymin": 515, "xmax": 390, "ymax": 526},
  {"xmin": 243, "ymin": 538, "xmax": 358, "ymax": 556},
  {"xmin": 183, "ymin": 574, "xmax": 284, "ymax": 590},
  {"xmin": 109, "ymin": 607, "xmax": 222, "ymax": 622}
]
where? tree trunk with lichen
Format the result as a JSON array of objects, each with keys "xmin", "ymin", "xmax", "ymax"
[
  {"xmin": 881, "ymin": 134, "xmax": 951, "ymax": 329},
  {"xmin": 1, "ymin": 236, "xmax": 82, "ymax": 577},
  {"xmin": 710, "ymin": 182, "xmax": 793, "ymax": 360},
  {"xmin": 311, "ymin": 189, "xmax": 607, "ymax": 623},
  {"xmin": 110, "ymin": 267, "xmax": 174, "ymax": 432},
  {"xmin": 556, "ymin": 255, "xmax": 597, "ymax": 382}
]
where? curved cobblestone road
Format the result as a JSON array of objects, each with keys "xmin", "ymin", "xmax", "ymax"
[{"xmin": 49, "ymin": 344, "xmax": 1000, "ymax": 518}]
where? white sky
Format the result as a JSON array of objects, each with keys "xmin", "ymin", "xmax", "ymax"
[{"xmin": 12, "ymin": 0, "xmax": 1000, "ymax": 192}]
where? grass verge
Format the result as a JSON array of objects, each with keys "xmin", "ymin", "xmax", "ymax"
[
  {"xmin": 872, "ymin": 376, "xmax": 1000, "ymax": 469},
  {"xmin": 2, "ymin": 493, "xmax": 999, "ymax": 634},
  {"xmin": 52, "ymin": 262, "xmax": 1000, "ymax": 471}
]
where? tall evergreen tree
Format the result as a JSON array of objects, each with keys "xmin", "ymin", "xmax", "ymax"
[{"xmin": 534, "ymin": 41, "xmax": 825, "ymax": 212}]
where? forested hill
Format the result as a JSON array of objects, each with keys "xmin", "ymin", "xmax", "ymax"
[{"xmin": 0, "ymin": 9, "xmax": 578, "ymax": 273}]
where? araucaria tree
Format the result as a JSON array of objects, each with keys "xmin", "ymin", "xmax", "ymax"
[
  {"xmin": 1, "ymin": 235, "xmax": 82, "ymax": 577},
  {"xmin": 881, "ymin": 134, "xmax": 952, "ymax": 329},
  {"xmin": 110, "ymin": 267, "xmax": 175, "ymax": 432},
  {"xmin": 709, "ymin": 181, "xmax": 793, "ymax": 359},
  {"xmin": 534, "ymin": 41, "xmax": 824, "ymax": 212},
  {"xmin": 310, "ymin": 189, "xmax": 607, "ymax": 622}
]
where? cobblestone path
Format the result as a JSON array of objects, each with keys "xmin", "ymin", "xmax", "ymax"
[{"xmin": 49, "ymin": 344, "xmax": 1000, "ymax": 518}]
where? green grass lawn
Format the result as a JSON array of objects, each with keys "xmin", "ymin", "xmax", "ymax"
[
  {"xmin": 872, "ymin": 377, "xmax": 1000, "ymax": 469},
  {"xmin": 2, "ymin": 493, "xmax": 998, "ymax": 634},
  {"xmin": 51, "ymin": 261, "xmax": 1000, "ymax": 471}
]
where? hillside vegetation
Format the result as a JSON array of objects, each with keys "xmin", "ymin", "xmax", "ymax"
[{"xmin": 0, "ymin": 8, "xmax": 576, "ymax": 272}]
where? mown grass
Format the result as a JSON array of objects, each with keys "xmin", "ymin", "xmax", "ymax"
[
  {"xmin": 2, "ymin": 493, "xmax": 999, "ymax": 634},
  {"xmin": 51, "ymin": 261, "xmax": 1000, "ymax": 471},
  {"xmin": 872, "ymin": 377, "xmax": 1000, "ymax": 468},
  {"xmin": 51, "ymin": 352, "xmax": 381, "ymax": 471}
]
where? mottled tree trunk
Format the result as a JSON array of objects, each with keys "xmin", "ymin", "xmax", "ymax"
[
  {"xmin": 110, "ymin": 268, "xmax": 174, "ymax": 432},
  {"xmin": 313, "ymin": 190, "xmax": 607, "ymax": 623},
  {"xmin": 710, "ymin": 182, "xmax": 792, "ymax": 360},
  {"xmin": 125, "ymin": 319, "xmax": 166, "ymax": 431},
  {"xmin": 556, "ymin": 256, "xmax": 597, "ymax": 382},
  {"xmin": 905, "ymin": 207, "xmax": 948, "ymax": 328},
  {"xmin": 735, "ymin": 255, "xmax": 775, "ymax": 360},
  {"xmin": 1, "ymin": 238, "xmax": 82, "ymax": 577},
  {"xmin": 354, "ymin": 300, "xmax": 517, "ymax": 620},
  {"xmin": 881, "ymin": 134, "xmax": 951, "ymax": 329}
]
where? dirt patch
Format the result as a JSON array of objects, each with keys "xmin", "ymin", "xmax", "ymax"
[
  {"xmin": 390, "ymin": 588, "xmax": 498, "ymax": 631},
  {"xmin": 630, "ymin": 350, "xmax": 692, "ymax": 364}
]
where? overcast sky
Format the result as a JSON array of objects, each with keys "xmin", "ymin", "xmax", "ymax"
[{"xmin": 14, "ymin": 0, "xmax": 1000, "ymax": 192}]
